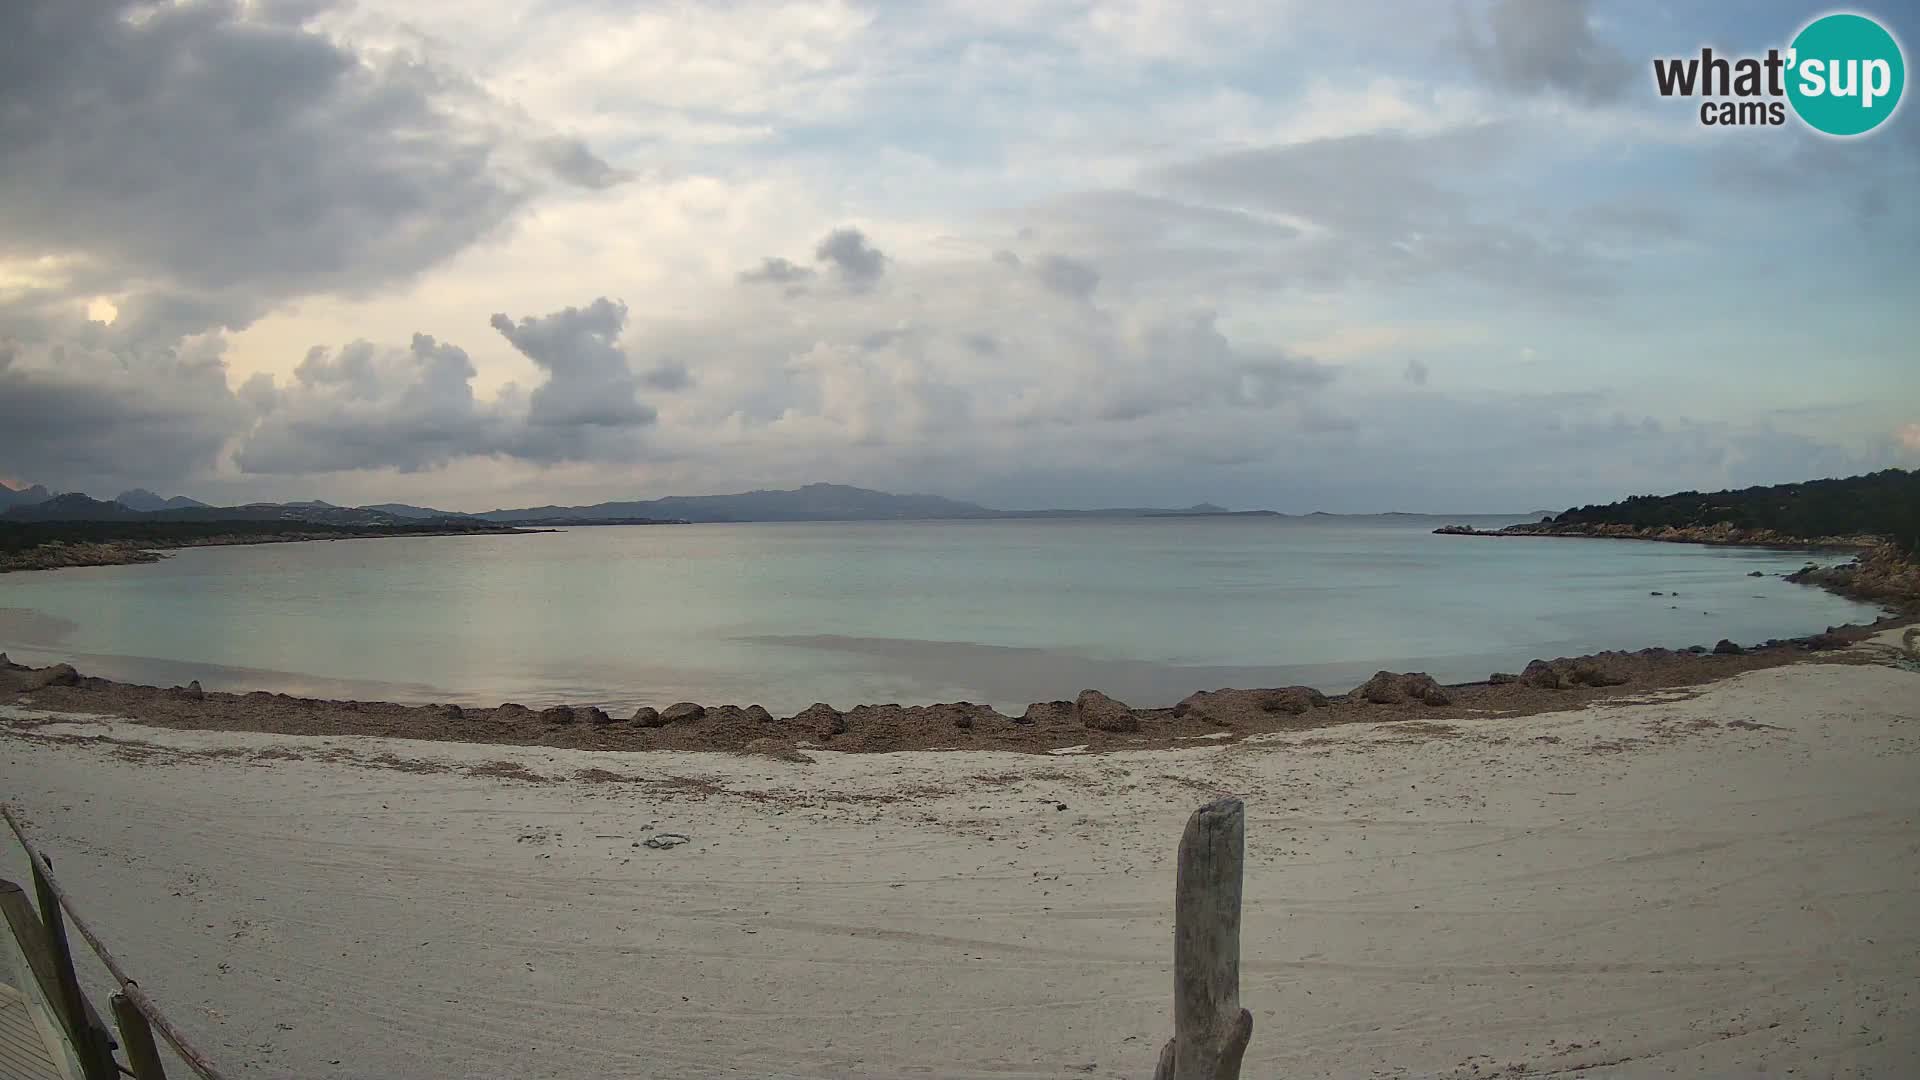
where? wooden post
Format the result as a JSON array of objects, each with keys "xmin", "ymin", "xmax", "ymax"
[
  {"xmin": 1153, "ymin": 797, "xmax": 1252, "ymax": 1080},
  {"xmin": 113, "ymin": 993, "xmax": 170, "ymax": 1080},
  {"xmin": 31, "ymin": 860, "xmax": 118, "ymax": 1080}
]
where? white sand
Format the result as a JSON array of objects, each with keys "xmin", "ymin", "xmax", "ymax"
[{"xmin": 2, "ymin": 645, "xmax": 1917, "ymax": 1078}]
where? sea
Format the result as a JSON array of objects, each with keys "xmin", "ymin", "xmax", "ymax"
[{"xmin": 0, "ymin": 517, "xmax": 1886, "ymax": 715}]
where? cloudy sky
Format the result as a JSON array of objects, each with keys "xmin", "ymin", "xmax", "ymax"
[{"xmin": 2, "ymin": 0, "xmax": 1915, "ymax": 513}]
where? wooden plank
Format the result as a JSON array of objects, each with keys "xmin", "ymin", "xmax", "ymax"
[
  {"xmin": 1153, "ymin": 797, "xmax": 1253, "ymax": 1080},
  {"xmin": 0, "ymin": 984, "xmax": 66, "ymax": 1080}
]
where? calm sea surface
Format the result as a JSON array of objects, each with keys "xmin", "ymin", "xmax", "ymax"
[{"xmin": 0, "ymin": 518, "xmax": 1885, "ymax": 714}]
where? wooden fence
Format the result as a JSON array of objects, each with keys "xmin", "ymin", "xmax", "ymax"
[{"xmin": 2, "ymin": 804, "xmax": 229, "ymax": 1080}]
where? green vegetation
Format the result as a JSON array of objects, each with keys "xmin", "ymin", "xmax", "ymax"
[
  {"xmin": 1551, "ymin": 469, "xmax": 1920, "ymax": 555},
  {"xmin": 0, "ymin": 518, "xmax": 515, "ymax": 555}
]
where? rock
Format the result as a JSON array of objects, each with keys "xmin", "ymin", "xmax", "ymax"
[
  {"xmin": 1352, "ymin": 671, "xmax": 1446, "ymax": 705},
  {"xmin": 580, "ymin": 706, "xmax": 612, "ymax": 724},
  {"xmin": 0, "ymin": 653, "xmax": 13, "ymax": 669},
  {"xmin": 1019, "ymin": 700, "xmax": 1071, "ymax": 726},
  {"xmin": 1686, "ymin": 645, "xmax": 1707, "ymax": 655},
  {"xmin": 497, "ymin": 702, "xmax": 532, "ymax": 719},
  {"xmin": 435, "ymin": 702, "xmax": 464, "ymax": 719},
  {"xmin": 744, "ymin": 704, "xmax": 774, "ymax": 723},
  {"xmin": 953, "ymin": 713, "xmax": 974, "ymax": 730},
  {"xmin": 744, "ymin": 737, "xmax": 814, "ymax": 764},
  {"xmin": 1522, "ymin": 659, "xmax": 1568, "ymax": 690},
  {"xmin": 1488, "ymin": 672, "xmax": 1519, "ymax": 685},
  {"xmin": 538, "ymin": 705, "xmax": 577, "ymax": 723},
  {"xmin": 22, "ymin": 664, "xmax": 80, "ymax": 691},
  {"xmin": 793, "ymin": 703, "xmax": 845, "ymax": 736},
  {"xmin": 1798, "ymin": 632, "xmax": 1849, "ymax": 651},
  {"xmin": 631, "ymin": 706, "xmax": 665, "ymax": 727},
  {"xmin": 1713, "ymin": 639, "xmax": 1744, "ymax": 655},
  {"xmin": 1352, "ymin": 670, "xmax": 1406, "ymax": 704},
  {"xmin": 660, "ymin": 702, "xmax": 706, "ymax": 724},
  {"xmin": 1650, "ymin": 591, "xmax": 1664, "ymax": 596},
  {"xmin": 176, "ymin": 679, "xmax": 206, "ymax": 701},
  {"xmin": 1747, "ymin": 570, "xmax": 1764, "ymax": 577},
  {"xmin": 1073, "ymin": 689, "xmax": 1139, "ymax": 733}
]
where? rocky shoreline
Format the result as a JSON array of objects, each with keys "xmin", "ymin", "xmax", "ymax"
[
  {"xmin": 0, "ymin": 527, "xmax": 540, "ymax": 574},
  {"xmin": 5, "ymin": 606, "xmax": 1912, "ymax": 757}
]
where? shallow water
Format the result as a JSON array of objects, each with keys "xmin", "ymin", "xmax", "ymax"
[{"xmin": 0, "ymin": 517, "xmax": 1883, "ymax": 713}]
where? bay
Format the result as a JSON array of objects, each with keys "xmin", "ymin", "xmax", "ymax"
[{"xmin": 0, "ymin": 517, "xmax": 1883, "ymax": 714}]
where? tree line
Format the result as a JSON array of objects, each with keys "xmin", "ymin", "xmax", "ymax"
[{"xmin": 1549, "ymin": 468, "xmax": 1919, "ymax": 555}]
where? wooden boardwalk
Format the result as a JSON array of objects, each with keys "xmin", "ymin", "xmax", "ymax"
[{"xmin": 0, "ymin": 981, "xmax": 73, "ymax": 1080}]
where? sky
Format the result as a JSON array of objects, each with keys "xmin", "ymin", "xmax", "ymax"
[{"xmin": 1, "ymin": 0, "xmax": 1916, "ymax": 514}]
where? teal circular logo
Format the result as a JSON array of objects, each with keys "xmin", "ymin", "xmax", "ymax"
[{"xmin": 1787, "ymin": 13, "xmax": 1905, "ymax": 136}]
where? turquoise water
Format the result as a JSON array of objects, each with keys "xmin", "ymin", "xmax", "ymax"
[{"xmin": 0, "ymin": 518, "xmax": 1884, "ymax": 714}]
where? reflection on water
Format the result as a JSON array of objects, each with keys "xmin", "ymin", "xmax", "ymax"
[{"xmin": 0, "ymin": 519, "xmax": 1884, "ymax": 713}]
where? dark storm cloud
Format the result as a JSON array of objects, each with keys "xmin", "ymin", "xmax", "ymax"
[
  {"xmin": 813, "ymin": 227, "xmax": 889, "ymax": 288},
  {"xmin": 0, "ymin": 0, "xmax": 605, "ymax": 339},
  {"xmin": 1458, "ymin": 0, "xmax": 1631, "ymax": 102},
  {"xmin": 0, "ymin": 335, "xmax": 247, "ymax": 491}
]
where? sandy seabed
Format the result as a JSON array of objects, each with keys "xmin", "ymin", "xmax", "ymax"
[{"xmin": 1, "ymin": 628, "xmax": 1917, "ymax": 1079}]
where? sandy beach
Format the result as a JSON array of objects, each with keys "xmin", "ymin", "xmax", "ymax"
[{"xmin": 2, "ymin": 628, "xmax": 1915, "ymax": 1079}]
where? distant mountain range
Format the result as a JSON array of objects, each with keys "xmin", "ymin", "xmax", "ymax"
[{"xmin": 2, "ymin": 479, "xmax": 1536, "ymax": 526}]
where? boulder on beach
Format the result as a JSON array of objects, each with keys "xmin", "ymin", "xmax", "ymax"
[
  {"xmin": 539, "ymin": 705, "xmax": 576, "ymax": 723},
  {"xmin": 1522, "ymin": 659, "xmax": 1569, "ymax": 690},
  {"xmin": 744, "ymin": 704, "xmax": 774, "ymax": 723},
  {"xmin": 1569, "ymin": 659, "xmax": 1631, "ymax": 687},
  {"xmin": 1019, "ymin": 700, "xmax": 1072, "ymax": 726},
  {"xmin": 1488, "ymin": 672, "xmax": 1519, "ymax": 685},
  {"xmin": 1352, "ymin": 671, "xmax": 1449, "ymax": 706},
  {"xmin": 792, "ymin": 702, "xmax": 846, "ymax": 736},
  {"xmin": 1073, "ymin": 689, "xmax": 1139, "ymax": 733},
  {"xmin": 496, "ymin": 703, "xmax": 533, "ymax": 719},
  {"xmin": 173, "ymin": 679, "xmax": 206, "ymax": 701},
  {"xmin": 661, "ymin": 702, "xmax": 706, "ymax": 724},
  {"xmin": 631, "ymin": 706, "xmax": 664, "ymax": 727},
  {"xmin": 580, "ymin": 706, "xmax": 612, "ymax": 724},
  {"xmin": 1175, "ymin": 686, "xmax": 1330, "ymax": 724},
  {"xmin": 1713, "ymin": 639, "xmax": 1745, "ymax": 655}
]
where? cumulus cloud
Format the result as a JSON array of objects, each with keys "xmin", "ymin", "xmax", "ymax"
[
  {"xmin": 235, "ymin": 334, "xmax": 500, "ymax": 474},
  {"xmin": 232, "ymin": 298, "xmax": 677, "ymax": 475},
  {"xmin": 488, "ymin": 298, "xmax": 660, "ymax": 462},
  {"xmin": 738, "ymin": 257, "xmax": 817, "ymax": 286},
  {"xmin": 813, "ymin": 228, "xmax": 889, "ymax": 288},
  {"xmin": 1458, "ymin": 0, "xmax": 1631, "ymax": 102},
  {"xmin": 534, "ymin": 137, "xmax": 635, "ymax": 190}
]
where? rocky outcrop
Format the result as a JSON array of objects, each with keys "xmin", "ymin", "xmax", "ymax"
[
  {"xmin": 174, "ymin": 679, "xmax": 205, "ymax": 701},
  {"xmin": 1073, "ymin": 689, "xmax": 1139, "ymax": 733},
  {"xmin": 1787, "ymin": 546, "xmax": 1920, "ymax": 608},
  {"xmin": 743, "ymin": 704, "xmax": 774, "ymax": 723},
  {"xmin": 1350, "ymin": 671, "xmax": 1450, "ymax": 706},
  {"xmin": 20, "ymin": 663, "xmax": 81, "ymax": 691},
  {"xmin": 1437, "ymin": 520, "xmax": 1883, "ymax": 550},
  {"xmin": 631, "ymin": 706, "xmax": 664, "ymax": 727},
  {"xmin": 538, "ymin": 705, "xmax": 577, "ymax": 723},
  {"xmin": 1522, "ymin": 659, "xmax": 1569, "ymax": 690},
  {"xmin": 1713, "ymin": 639, "xmax": 1744, "ymax": 655}
]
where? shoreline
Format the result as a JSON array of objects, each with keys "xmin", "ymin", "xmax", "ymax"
[
  {"xmin": 4, "ymin": 608, "xmax": 1912, "ymax": 757},
  {"xmin": 0, "ymin": 523, "xmax": 546, "ymax": 574}
]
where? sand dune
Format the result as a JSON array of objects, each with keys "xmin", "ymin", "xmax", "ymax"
[{"xmin": 2, "ymin": 637, "xmax": 1917, "ymax": 1078}]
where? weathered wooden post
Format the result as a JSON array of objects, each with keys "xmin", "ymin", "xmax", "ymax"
[
  {"xmin": 112, "ymin": 993, "xmax": 170, "ymax": 1079},
  {"xmin": 1153, "ymin": 797, "xmax": 1252, "ymax": 1080}
]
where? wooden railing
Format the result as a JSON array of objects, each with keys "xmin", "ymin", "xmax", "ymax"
[{"xmin": 2, "ymin": 805, "xmax": 229, "ymax": 1080}]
